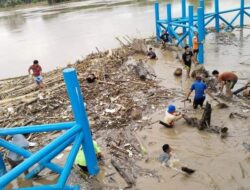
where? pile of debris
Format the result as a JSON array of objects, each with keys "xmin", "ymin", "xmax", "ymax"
[{"xmin": 0, "ymin": 38, "xmax": 174, "ymax": 188}]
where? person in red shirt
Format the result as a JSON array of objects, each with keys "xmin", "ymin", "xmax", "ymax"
[{"xmin": 28, "ymin": 60, "xmax": 44, "ymax": 89}]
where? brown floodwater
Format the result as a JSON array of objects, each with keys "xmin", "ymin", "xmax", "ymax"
[
  {"xmin": 1, "ymin": 1, "xmax": 250, "ymax": 189},
  {"xmin": 0, "ymin": 0, "xmax": 250, "ymax": 78},
  {"xmin": 134, "ymin": 29, "xmax": 250, "ymax": 190}
]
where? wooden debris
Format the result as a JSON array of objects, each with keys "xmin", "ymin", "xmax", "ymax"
[
  {"xmin": 111, "ymin": 159, "xmax": 135, "ymax": 186},
  {"xmin": 183, "ymin": 102, "xmax": 228, "ymax": 137}
]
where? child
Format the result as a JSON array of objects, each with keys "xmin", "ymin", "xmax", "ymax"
[
  {"xmin": 159, "ymin": 144, "xmax": 195, "ymax": 175},
  {"xmin": 28, "ymin": 60, "xmax": 45, "ymax": 89},
  {"xmin": 147, "ymin": 48, "xmax": 157, "ymax": 59}
]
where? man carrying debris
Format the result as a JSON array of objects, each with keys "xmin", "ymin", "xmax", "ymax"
[
  {"xmin": 159, "ymin": 144, "xmax": 195, "ymax": 175},
  {"xmin": 7, "ymin": 135, "xmax": 30, "ymax": 174},
  {"xmin": 75, "ymin": 140, "xmax": 103, "ymax": 173},
  {"xmin": 161, "ymin": 105, "xmax": 183, "ymax": 128},
  {"xmin": 186, "ymin": 76, "xmax": 215, "ymax": 109},
  {"xmin": 182, "ymin": 45, "xmax": 196, "ymax": 78},
  {"xmin": 28, "ymin": 60, "xmax": 44, "ymax": 89},
  {"xmin": 147, "ymin": 48, "xmax": 157, "ymax": 59},
  {"xmin": 212, "ymin": 70, "xmax": 238, "ymax": 95},
  {"xmin": 160, "ymin": 30, "xmax": 170, "ymax": 47}
]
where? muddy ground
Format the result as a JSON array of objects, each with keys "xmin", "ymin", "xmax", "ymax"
[{"xmin": 1, "ymin": 29, "xmax": 250, "ymax": 190}]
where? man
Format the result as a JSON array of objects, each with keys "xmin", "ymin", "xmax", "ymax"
[
  {"xmin": 186, "ymin": 76, "xmax": 215, "ymax": 109},
  {"xmin": 182, "ymin": 45, "xmax": 196, "ymax": 78},
  {"xmin": 28, "ymin": 60, "xmax": 44, "ymax": 89},
  {"xmin": 159, "ymin": 144, "xmax": 195, "ymax": 174},
  {"xmin": 160, "ymin": 30, "xmax": 170, "ymax": 47},
  {"xmin": 163, "ymin": 105, "xmax": 183, "ymax": 127},
  {"xmin": 147, "ymin": 48, "xmax": 157, "ymax": 59},
  {"xmin": 75, "ymin": 140, "xmax": 103, "ymax": 173},
  {"xmin": 212, "ymin": 70, "xmax": 238, "ymax": 95},
  {"xmin": 192, "ymin": 32, "xmax": 199, "ymax": 60},
  {"xmin": 7, "ymin": 135, "xmax": 30, "ymax": 174}
]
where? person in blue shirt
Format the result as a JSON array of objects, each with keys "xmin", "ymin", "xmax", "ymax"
[{"xmin": 186, "ymin": 76, "xmax": 215, "ymax": 109}]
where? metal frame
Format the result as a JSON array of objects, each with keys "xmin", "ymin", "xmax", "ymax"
[
  {"xmin": 0, "ymin": 68, "xmax": 99, "ymax": 190},
  {"xmin": 155, "ymin": 0, "xmax": 250, "ymax": 64}
]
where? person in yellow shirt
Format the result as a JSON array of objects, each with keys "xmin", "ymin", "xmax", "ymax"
[
  {"xmin": 192, "ymin": 32, "xmax": 199, "ymax": 60},
  {"xmin": 75, "ymin": 140, "xmax": 103, "ymax": 173}
]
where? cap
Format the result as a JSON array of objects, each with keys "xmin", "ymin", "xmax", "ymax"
[{"xmin": 167, "ymin": 105, "xmax": 176, "ymax": 113}]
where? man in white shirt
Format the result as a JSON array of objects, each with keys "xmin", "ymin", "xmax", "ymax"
[{"xmin": 163, "ymin": 105, "xmax": 183, "ymax": 127}]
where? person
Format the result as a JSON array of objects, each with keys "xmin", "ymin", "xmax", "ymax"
[
  {"xmin": 192, "ymin": 32, "xmax": 199, "ymax": 60},
  {"xmin": 75, "ymin": 140, "xmax": 103, "ymax": 173},
  {"xmin": 182, "ymin": 45, "xmax": 196, "ymax": 78},
  {"xmin": 28, "ymin": 60, "xmax": 44, "ymax": 89},
  {"xmin": 212, "ymin": 70, "xmax": 238, "ymax": 95},
  {"xmin": 7, "ymin": 135, "xmax": 30, "ymax": 174},
  {"xmin": 159, "ymin": 144, "xmax": 195, "ymax": 174},
  {"xmin": 160, "ymin": 30, "xmax": 170, "ymax": 46},
  {"xmin": 147, "ymin": 48, "xmax": 157, "ymax": 59},
  {"xmin": 186, "ymin": 76, "xmax": 215, "ymax": 109},
  {"xmin": 163, "ymin": 105, "xmax": 183, "ymax": 127}
]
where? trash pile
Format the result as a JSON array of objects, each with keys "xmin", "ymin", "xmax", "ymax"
[{"xmin": 0, "ymin": 38, "xmax": 175, "ymax": 187}]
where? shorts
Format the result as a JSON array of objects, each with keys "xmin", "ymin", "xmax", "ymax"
[
  {"xmin": 193, "ymin": 97, "xmax": 205, "ymax": 109},
  {"xmin": 34, "ymin": 76, "xmax": 43, "ymax": 85},
  {"xmin": 227, "ymin": 79, "xmax": 238, "ymax": 89},
  {"xmin": 193, "ymin": 49, "xmax": 199, "ymax": 54},
  {"xmin": 184, "ymin": 62, "xmax": 191, "ymax": 69}
]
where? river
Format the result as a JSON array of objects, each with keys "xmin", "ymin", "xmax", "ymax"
[{"xmin": 0, "ymin": 0, "xmax": 250, "ymax": 78}]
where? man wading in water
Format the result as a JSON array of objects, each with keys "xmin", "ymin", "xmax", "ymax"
[
  {"xmin": 28, "ymin": 60, "xmax": 44, "ymax": 89},
  {"xmin": 182, "ymin": 45, "xmax": 196, "ymax": 78}
]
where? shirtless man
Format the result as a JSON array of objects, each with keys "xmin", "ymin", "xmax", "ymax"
[{"xmin": 212, "ymin": 70, "xmax": 238, "ymax": 95}]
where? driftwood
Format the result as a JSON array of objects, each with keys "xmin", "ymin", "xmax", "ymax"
[
  {"xmin": 111, "ymin": 159, "xmax": 135, "ymax": 186},
  {"xmin": 184, "ymin": 102, "xmax": 228, "ymax": 137},
  {"xmin": 233, "ymin": 85, "xmax": 250, "ymax": 95}
]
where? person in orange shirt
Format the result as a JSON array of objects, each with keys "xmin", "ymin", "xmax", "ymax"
[{"xmin": 192, "ymin": 32, "xmax": 199, "ymax": 60}]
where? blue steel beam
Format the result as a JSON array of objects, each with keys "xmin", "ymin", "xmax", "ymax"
[
  {"xmin": 197, "ymin": 7, "xmax": 205, "ymax": 64},
  {"xmin": 166, "ymin": 4, "xmax": 172, "ymax": 38},
  {"xmin": 0, "ymin": 125, "xmax": 81, "ymax": 188},
  {"xmin": 219, "ymin": 16, "xmax": 234, "ymax": 30},
  {"xmin": 182, "ymin": 0, "xmax": 187, "ymax": 34},
  {"xmin": 15, "ymin": 185, "xmax": 79, "ymax": 190},
  {"xmin": 57, "ymin": 132, "xmax": 83, "ymax": 188},
  {"xmin": 0, "ymin": 138, "xmax": 63, "ymax": 174},
  {"xmin": 154, "ymin": 2, "xmax": 160, "ymax": 41},
  {"xmin": 188, "ymin": 5, "xmax": 194, "ymax": 47},
  {"xmin": 205, "ymin": 16, "xmax": 215, "ymax": 27},
  {"xmin": 63, "ymin": 68, "xmax": 99, "ymax": 175},
  {"xmin": 240, "ymin": 0, "xmax": 245, "ymax": 27},
  {"xmin": 25, "ymin": 135, "xmax": 76, "ymax": 180},
  {"xmin": 0, "ymin": 153, "xmax": 6, "ymax": 177},
  {"xmin": 177, "ymin": 32, "xmax": 189, "ymax": 46},
  {"xmin": 200, "ymin": 0, "xmax": 204, "ymax": 10},
  {"xmin": 214, "ymin": 0, "xmax": 220, "ymax": 32},
  {"xmin": 245, "ymin": 11, "xmax": 250, "ymax": 18},
  {"xmin": 225, "ymin": 12, "xmax": 240, "ymax": 31},
  {"xmin": 0, "ymin": 122, "xmax": 75, "ymax": 136}
]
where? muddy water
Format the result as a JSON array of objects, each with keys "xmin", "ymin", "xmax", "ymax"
[
  {"xmin": 0, "ymin": 0, "xmax": 250, "ymax": 78},
  {"xmin": 135, "ymin": 29, "xmax": 250, "ymax": 190}
]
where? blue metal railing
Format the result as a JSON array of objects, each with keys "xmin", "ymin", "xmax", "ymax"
[
  {"xmin": 155, "ymin": 0, "xmax": 250, "ymax": 64},
  {"xmin": 0, "ymin": 68, "xmax": 99, "ymax": 189}
]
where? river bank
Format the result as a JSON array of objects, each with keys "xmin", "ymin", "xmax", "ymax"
[{"xmin": 1, "ymin": 31, "xmax": 250, "ymax": 189}]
